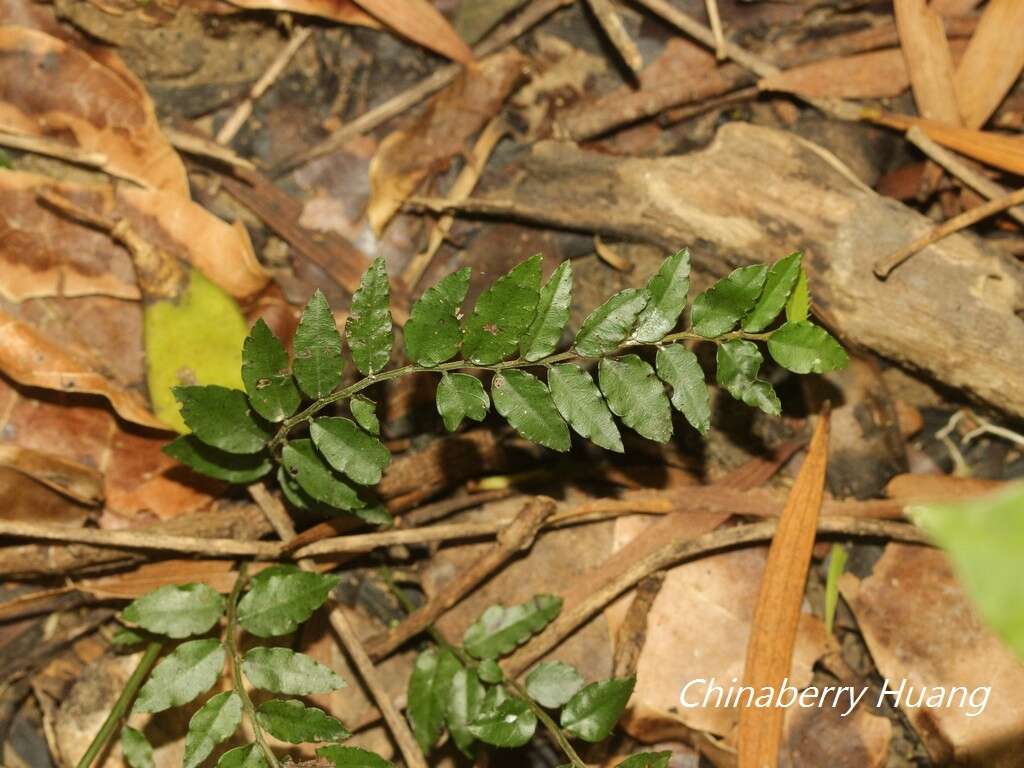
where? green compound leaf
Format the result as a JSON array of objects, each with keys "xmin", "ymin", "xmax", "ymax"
[
  {"xmin": 616, "ymin": 751, "xmax": 672, "ymax": 768},
  {"xmin": 256, "ymin": 699, "xmax": 350, "ymax": 744},
  {"xmin": 241, "ymin": 319, "xmax": 301, "ymax": 422},
  {"xmin": 407, "ymin": 646, "xmax": 460, "ymax": 754},
  {"xmin": 477, "ymin": 658, "xmax": 503, "ymax": 683},
  {"xmin": 121, "ymin": 726, "xmax": 154, "ymax": 768},
  {"xmin": 293, "ymin": 290, "xmax": 344, "ymax": 399},
  {"xmin": 311, "ymin": 417, "xmax": 391, "ymax": 486},
  {"xmin": 317, "ymin": 745, "xmax": 395, "ymax": 767},
  {"xmin": 655, "ymin": 345, "xmax": 711, "ymax": 435},
  {"xmin": 163, "ymin": 436, "xmax": 272, "ymax": 483},
  {"xmin": 133, "ymin": 639, "xmax": 224, "ymax": 714},
  {"xmin": 786, "ymin": 266, "xmax": 810, "ymax": 323},
  {"xmin": 525, "ymin": 660, "xmax": 585, "ymax": 709},
  {"xmin": 346, "ymin": 257, "xmax": 394, "ymax": 376},
  {"xmin": 243, "ymin": 647, "xmax": 346, "ymax": 695},
  {"xmin": 404, "ymin": 267, "xmax": 471, "ymax": 366},
  {"xmin": 767, "ymin": 321, "xmax": 848, "ymax": 374},
  {"xmin": 521, "ymin": 260, "xmax": 572, "ymax": 361},
  {"xmin": 742, "ymin": 252, "xmax": 802, "ymax": 332},
  {"xmin": 468, "ymin": 697, "xmax": 536, "ymax": 748},
  {"xmin": 690, "ymin": 264, "xmax": 768, "ymax": 337},
  {"xmin": 632, "ymin": 248, "xmax": 691, "ymax": 343},
  {"xmin": 350, "ymin": 396, "xmax": 380, "ymax": 435},
  {"xmin": 174, "ymin": 386, "xmax": 270, "ymax": 454},
  {"xmin": 573, "ymin": 288, "xmax": 649, "ymax": 357},
  {"xmin": 436, "ymin": 372, "xmax": 490, "ymax": 432},
  {"xmin": 910, "ymin": 483, "xmax": 1024, "ymax": 658},
  {"xmin": 122, "ymin": 583, "xmax": 225, "ymax": 640},
  {"xmin": 237, "ymin": 565, "xmax": 340, "ymax": 638},
  {"xmin": 715, "ymin": 340, "xmax": 781, "ymax": 416},
  {"xmin": 599, "ymin": 355, "xmax": 673, "ymax": 443},
  {"xmin": 560, "ymin": 676, "xmax": 636, "ymax": 743},
  {"xmin": 282, "ymin": 439, "xmax": 366, "ymax": 511},
  {"xmin": 217, "ymin": 745, "xmax": 267, "ymax": 768},
  {"xmin": 491, "ymin": 371, "xmax": 570, "ymax": 452},
  {"xmin": 444, "ymin": 665, "xmax": 487, "ymax": 756},
  {"xmin": 463, "ymin": 594, "xmax": 563, "ymax": 660},
  {"xmin": 463, "ymin": 255, "xmax": 541, "ymax": 365},
  {"xmin": 183, "ymin": 691, "xmax": 242, "ymax": 768},
  {"xmin": 548, "ymin": 364, "xmax": 623, "ymax": 453}
]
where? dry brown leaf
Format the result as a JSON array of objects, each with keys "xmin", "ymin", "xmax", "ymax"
[
  {"xmin": 0, "ymin": 308, "xmax": 166, "ymax": 430},
  {"xmin": 77, "ymin": 559, "xmax": 236, "ymax": 598},
  {"xmin": 0, "ymin": 26, "xmax": 188, "ymax": 196},
  {"xmin": 0, "ymin": 443, "xmax": 103, "ymax": 505},
  {"xmin": 953, "ymin": 0, "xmax": 1024, "ymax": 128},
  {"xmin": 368, "ymin": 48, "xmax": 525, "ymax": 233},
  {"xmin": 0, "ymin": 171, "xmax": 268, "ymax": 300},
  {"xmin": 841, "ymin": 545, "xmax": 1024, "ymax": 764},
  {"xmin": 0, "ymin": 466, "xmax": 93, "ymax": 526},
  {"xmin": 894, "ymin": 0, "xmax": 961, "ymax": 125},
  {"xmin": 226, "ymin": 0, "xmax": 379, "ymax": 27},
  {"xmin": 738, "ymin": 411, "xmax": 831, "ymax": 768},
  {"xmin": 865, "ymin": 111, "xmax": 1024, "ymax": 176},
  {"xmin": 885, "ymin": 473, "xmax": 1006, "ymax": 504},
  {"xmin": 782, "ymin": 703, "xmax": 891, "ymax": 768},
  {"xmin": 353, "ymin": 0, "xmax": 473, "ymax": 65}
]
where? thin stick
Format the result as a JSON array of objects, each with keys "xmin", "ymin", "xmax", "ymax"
[
  {"xmin": 0, "ymin": 519, "xmax": 281, "ymax": 557},
  {"xmin": 162, "ymin": 126, "xmax": 255, "ymax": 171},
  {"xmin": 905, "ymin": 126, "xmax": 1024, "ymax": 226},
  {"xmin": 502, "ymin": 517, "xmax": 931, "ymax": 678},
  {"xmin": 74, "ymin": 641, "xmax": 162, "ymax": 768},
  {"xmin": 275, "ymin": 0, "xmax": 574, "ymax": 173},
  {"xmin": 248, "ymin": 486, "xmax": 428, "ymax": 768},
  {"xmin": 0, "ymin": 130, "xmax": 108, "ymax": 168},
  {"xmin": 364, "ymin": 497, "xmax": 556, "ymax": 660},
  {"xmin": 704, "ymin": 0, "xmax": 727, "ymax": 59},
  {"xmin": 216, "ymin": 27, "xmax": 313, "ymax": 145},
  {"xmin": 292, "ymin": 520, "xmax": 503, "ymax": 557},
  {"xmin": 585, "ymin": 0, "xmax": 644, "ymax": 75},
  {"xmin": 874, "ymin": 185, "xmax": 1024, "ymax": 278}
]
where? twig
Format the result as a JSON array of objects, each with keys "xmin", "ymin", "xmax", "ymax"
[
  {"xmin": 585, "ymin": 0, "xmax": 644, "ymax": 75},
  {"xmin": 162, "ymin": 126, "xmax": 256, "ymax": 171},
  {"xmin": 0, "ymin": 519, "xmax": 281, "ymax": 558},
  {"xmin": 873, "ymin": 185, "xmax": 1024, "ymax": 278},
  {"xmin": 216, "ymin": 27, "xmax": 313, "ymax": 145},
  {"xmin": 905, "ymin": 126, "xmax": 1024, "ymax": 226},
  {"xmin": 704, "ymin": 0, "xmax": 726, "ymax": 59},
  {"xmin": 364, "ymin": 497, "xmax": 557, "ymax": 660},
  {"xmin": 501, "ymin": 517, "xmax": 931, "ymax": 678},
  {"xmin": 0, "ymin": 130, "xmax": 108, "ymax": 169},
  {"xmin": 275, "ymin": 0, "xmax": 574, "ymax": 173},
  {"xmin": 248, "ymin": 485, "xmax": 428, "ymax": 768},
  {"xmin": 74, "ymin": 641, "xmax": 162, "ymax": 768},
  {"xmin": 291, "ymin": 520, "xmax": 501, "ymax": 557}
]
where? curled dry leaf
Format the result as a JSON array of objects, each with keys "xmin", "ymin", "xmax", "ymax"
[
  {"xmin": 0, "ymin": 308, "xmax": 167, "ymax": 430},
  {"xmin": 0, "ymin": 26, "xmax": 188, "ymax": 196},
  {"xmin": 0, "ymin": 171, "xmax": 268, "ymax": 301},
  {"xmin": 0, "ymin": 443, "xmax": 103, "ymax": 506},
  {"xmin": 368, "ymin": 48, "xmax": 525, "ymax": 233}
]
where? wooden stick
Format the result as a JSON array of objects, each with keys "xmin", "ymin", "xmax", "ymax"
[
  {"xmin": 0, "ymin": 519, "xmax": 281, "ymax": 558},
  {"xmin": 585, "ymin": 0, "xmax": 644, "ymax": 75},
  {"xmin": 704, "ymin": 0, "xmax": 727, "ymax": 59},
  {"xmin": 217, "ymin": 27, "xmax": 313, "ymax": 145},
  {"xmin": 364, "ymin": 497, "xmax": 557, "ymax": 661},
  {"xmin": 874, "ymin": 185, "xmax": 1024, "ymax": 278},
  {"xmin": 291, "ymin": 520, "xmax": 503, "ymax": 558},
  {"xmin": 248, "ymin": 487, "xmax": 428, "ymax": 768},
  {"xmin": 905, "ymin": 126, "xmax": 1024, "ymax": 226},
  {"xmin": 502, "ymin": 517, "xmax": 931, "ymax": 679}
]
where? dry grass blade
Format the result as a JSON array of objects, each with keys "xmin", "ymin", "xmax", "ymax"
[
  {"xmin": 737, "ymin": 408, "xmax": 831, "ymax": 768},
  {"xmin": 953, "ymin": 0, "xmax": 1024, "ymax": 128},
  {"xmin": 353, "ymin": 0, "xmax": 474, "ymax": 64}
]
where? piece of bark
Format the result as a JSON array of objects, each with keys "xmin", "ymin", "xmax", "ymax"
[{"xmin": 433, "ymin": 123, "xmax": 1024, "ymax": 419}]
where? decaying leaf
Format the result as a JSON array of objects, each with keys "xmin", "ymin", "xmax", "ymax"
[
  {"xmin": 0, "ymin": 26, "xmax": 188, "ymax": 195},
  {"xmin": 0, "ymin": 308, "xmax": 166, "ymax": 430},
  {"xmin": 352, "ymin": 0, "xmax": 474, "ymax": 65},
  {"xmin": 0, "ymin": 443, "xmax": 103, "ymax": 505},
  {"xmin": 1, "ymin": 171, "xmax": 267, "ymax": 301},
  {"xmin": 368, "ymin": 48, "xmax": 525, "ymax": 233}
]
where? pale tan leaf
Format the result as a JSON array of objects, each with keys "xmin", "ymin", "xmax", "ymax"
[
  {"xmin": 954, "ymin": 0, "xmax": 1024, "ymax": 128},
  {"xmin": 0, "ymin": 26, "xmax": 188, "ymax": 196},
  {"xmin": 738, "ymin": 411, "xmax": 831, "ymax": 768},
  {"xmin": 0, "ymin": 309, "xmax": 167, "ymax": 430},
  {"xmin": 894, "ymin": 0, "xmax": 961, "ymax": 125},
  {"xmin": 353, "ymin": 0, "xmax": 473, "ymax": 64},
  {"xmin": 226, "ymin": 0, "xmax": 380, "ymax": 27}
]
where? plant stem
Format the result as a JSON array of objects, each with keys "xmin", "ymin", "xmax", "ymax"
[
  {"xmin": 269, "ymin": 328, "xmax": 770, "ymax": 450},
  {"xmin": 226, "ymin": 564, "xmax": 281, "ymax": 768},
  {"xmin": 379, "ymin": 569, "xmax": 588, "ymax": 768},
  {"xmin": 75, "ymin": 640, "xmax": 162, "ymax": 768}
]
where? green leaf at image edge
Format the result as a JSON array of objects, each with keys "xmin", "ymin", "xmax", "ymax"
[
  {"xmin": 183, "ymin": 691, "xmax": 243, "ymax": 768},
  {"xmin": 616, "ymin": 751, "xmax": 672, "ymax": 768},
  {"xmin": 121, "ymin": 726, "xmax": 154, "ymax": 768},
  {"xmin": 317, "ymin": 745, "xmax": 395, "ymax": 767},
  {"xmin": 406, "ymin": 646, "xmax": 461, "ymax": 754},
  {"xmin": 217, "ymin": 745, "xmax": 267, "ymax": 768}
]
